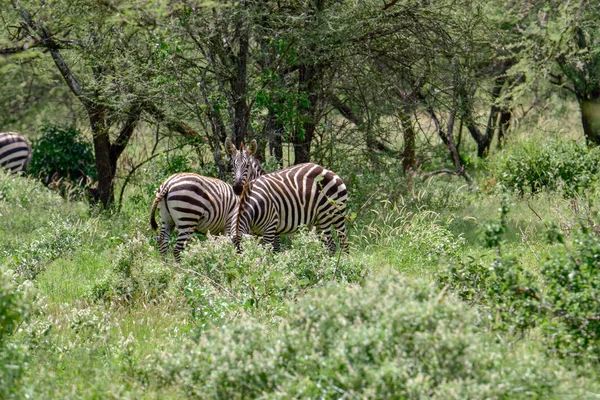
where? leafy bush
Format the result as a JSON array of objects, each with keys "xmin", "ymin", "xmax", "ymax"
[
  {"xmin": 144, "ymin": 273, "xmax": 560, "ymax": 398},
  {"xmin": 179, "ymin": 230, "xmax": 366, "ymax": 323},
  {"xmin": 542, "ymin": 217, "xmax": 600, "ymax": 361},
  {"xmin": 493, "ymin": 140, "xmax": 600, "ymax": 196},
  {"xmin": 29, "ymin": 125, "xmax": 97, "ymax": 199},
  {"xmin": 89, "ymin": 234, "xmax": 172, "ymax": 306},
  {"xmin": 0, "ymin": 269, "xmax": 33, "ymax": 399}
]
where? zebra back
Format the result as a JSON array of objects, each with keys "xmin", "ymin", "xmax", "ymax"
[
  {"xmin": 151, "ymin": 173, "xmax": 239, "ymax": 235},
  {"xmin": 0, "ymin": 132, "xmax": 31, "ymax": 173}
]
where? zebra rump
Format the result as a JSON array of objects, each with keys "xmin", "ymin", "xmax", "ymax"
[
  {"xmin": 0, "ymin": 132, "xmax": 31, "ymax": 173},
  {"xmin": 150, "ymin": 173, "xmax": 239, "ymax": 261},
  {"xmin": 233, "ymin": 163, "xmax": 349, "ymax": 254}
]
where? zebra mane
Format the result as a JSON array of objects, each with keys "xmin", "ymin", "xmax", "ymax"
[{"xmin": 235, "ymin": 181, "xmax": 253, "ymax": 237}]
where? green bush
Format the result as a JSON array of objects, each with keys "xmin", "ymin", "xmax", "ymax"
[
  {"xmin": 11, "ymin": 220, "xmax": 84, "ymax": 280},
  {"xmin": 542, "ymin": 217, "xmax": 600, "ymax": 361},
  {"xmin": 493, "ymin": 140, "xmax": 600, "ymax": 196},
  {"xmin": 179, "ymin": 230, "xmax": 366, "ymax": 323},
  {"xmin": 29, "ymin": 125, "xmax": 97, "ymax": 199},
  {"xmin": 144, "ymin": 273, "xmax": 560, "ymax": 398},
  {"xmin": 437, "ymin": 199, "xmax": 541, "ymax": 332},
  {"xmin": 89, "ymin": 234, "xmax": 172, "ymax": 306},
  {"xmin": 0, "ymin": 269, "xmax": 33, "ymax": 399}
]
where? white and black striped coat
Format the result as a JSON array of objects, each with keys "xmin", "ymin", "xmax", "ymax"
[
  {"xmin": 233, "ymin": 163, "xmax": 349, "ymax": 254},
  {"xmin": 0, "ymin": 132, "xmax": 31, "ymax": 173},
  {"xmin": 150, "ymin": 173, "xmax": 238, "ymax": 261}
]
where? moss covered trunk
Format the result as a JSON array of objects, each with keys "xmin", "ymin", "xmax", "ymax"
[{"xmin": 581, "ymin": 99, "xmax": 600, "ymax": 146}]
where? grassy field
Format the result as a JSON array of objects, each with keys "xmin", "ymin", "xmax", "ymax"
[{"xmin": 3, "ymin": 109, "xmax": 600, "ymax": 398}]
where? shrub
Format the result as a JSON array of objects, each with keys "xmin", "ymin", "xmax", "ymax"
[
  {"xmin": 88, "ymin": 234, "xmax": 172, "ymax": 306},
  {"xmin": 179, "ymin": 230, "xmax": 366, "ymax": 323},
  {"xmin": 29, "ymin": 124, "xmax": 96, "ymax": 199},
  {"xmin": 11, "ymin": 220, "xmax": 84, "ymax": 280},
  {"xmin": 493, "ymin": 140, "xmax": 600, "ymax": 196},
  {"xmin": 144, "ymin": 273, "xmax": 560, "ymax": 398},
  {"xmin": 542, "ymin": 216, "xmax": 600, "ymax": 361},
  {"xmin": 437, "ymin": 198, "xmax": 541, "ymax": 332},
  {"xmin": 0, "ymin": 269, "xmax": 33, "ymax": 399}
]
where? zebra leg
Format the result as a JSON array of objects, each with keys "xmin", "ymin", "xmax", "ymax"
[
  {"xmin": 332, "ymin": 218, "xmax": 349, "ymax": 254},
  {"xmin": 173, "ymin": 228, "xmax": 194, "ymax": 263},
  {"xmin": 158, "ymin": 222, "xmax": 171, "ymax": 260},
  {"xmin": 263, "ymin": 224, "xmax": 280, "ymax": 252},
  {"xmin": 319, "ymin": 225, "xmax": 337, "ymax": 255}
]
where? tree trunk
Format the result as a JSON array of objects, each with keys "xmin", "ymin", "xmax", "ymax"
[
  {"xmin": 294, "ymin": 64, "xmax": 320, "ymax": 165},
  {"xmin": 89, "ymin": 107, "xmax": 114, "ymax": 207},
  {"xmin": 581, "ymin": 99, "xmax": 600, "ymax": 146},
  {"xmin": 264, "ymin": 108, "xmax": 283, "ymax": 165},
  {"xmin": 399, "ymin": 110, "xmax": 417, "ymax": 172},
  {"xmin": 232, "ymin": 8, "xmax": 249, "ymax": 148}
]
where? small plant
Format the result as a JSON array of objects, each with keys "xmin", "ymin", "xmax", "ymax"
[
  {"xmin": 11, "ymin": 220, "xmax": 84, "ymax": 280},
  {"xmin": 0, "ymin": 269, "xmax": 33, "ymax": 398},
  {"xmin": 88, "ymin": 234, "xmax": 172, "ymax": 306},
  {"xmin": 29, "ymin": 124, "xmax": 97, "ymax": 200}
]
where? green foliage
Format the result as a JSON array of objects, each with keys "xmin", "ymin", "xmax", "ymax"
[
  {"xmin": 493, "ymin": 140, "xmax": 600, "ymax": 196},
  {"xmin": 145, "ymin": 273, "xmax": 560, "ymax": 399},
  {"xmin": 89, "ymin": 234, "xmax": 172, "ymax": 306},
  {"xmin": 179, "ymin": 230, "xmax": 366, "ymax": 324},
  {"xmin": 29, "ymin": 124, "xmax": 97, "ymax": 199},
  {"xmin": 438, "ymin": 198, "xmax": 541, "ymax": 332},
  {"xmin": 542, "ymin": 215, "xmax": 600, "ymax": 361},
  {"xmin": 0, "ymin": 269, "xmax": 33, "ymax": 398}
]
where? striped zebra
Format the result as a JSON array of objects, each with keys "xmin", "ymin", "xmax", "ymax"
[
  {"xmin": 0, "ymin": 132, "xmax": 31, "ymax": 173},
  {"xmin": 225, "ymin": 137, "xmax": 265, "ymax": 195},
  {"xmin": 232, "ymin": 163, "xmax": 349, "ymax": 254},
  {"xmin": 150, "ymin": 173, "xmax": 239, "ymax": 262}
]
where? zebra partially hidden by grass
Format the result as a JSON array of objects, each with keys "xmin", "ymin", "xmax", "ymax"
[
  {"xmin": 232, "ymin": 162, "xmax": 349, "ymax": 254},
  {"xmin": 0, "ymin": 132, "xmax": 31, "ymax": 173},
  {"xmin": 150, "ymin": 173, "xmax": 238, "ymax": 262}
]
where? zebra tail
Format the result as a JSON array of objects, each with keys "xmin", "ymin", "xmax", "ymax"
[{"xmin": 150, "ymin": 185, "xmax": 169, "ymax": 231}]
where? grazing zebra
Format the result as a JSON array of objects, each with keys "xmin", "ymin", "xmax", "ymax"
[
  {"xmin": 150, "ymin": 173, "xmax": 239, "ymax": 262},
  {"xmin": 0, "ymin": 132, "xmax": 31, "ymax": 173},
  {"xmin": 225, "ymin": 137, "xmax": 265, "ymax": 195},
  {"xmin": 232, "ymin": 163, "xmax": 349, "ymax": 254}
]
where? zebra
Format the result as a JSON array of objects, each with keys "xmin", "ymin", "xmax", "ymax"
[
  {"xmin": 232, "ymin": 163, "xmax": 349, "ymax": 254},
  {"xmin": 150, "ymin": 173, "xmax": 239, "ymax": 262},
  {"xmin": 0, "ymin": 132, "xmax": 31, "ymax": 173},
  {"xmin": 225, "ymin": 137, "xmax": 265, "ymax": 195}
]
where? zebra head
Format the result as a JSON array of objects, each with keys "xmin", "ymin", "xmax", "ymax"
[{"xmin": 225, "ymin": 137, "xmax": 263, "ymax": 196}]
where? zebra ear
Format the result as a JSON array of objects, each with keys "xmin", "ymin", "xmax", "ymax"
[
  {"xmin": 247, "ymin": 139, "xmax": 257, "ymax": 156},
  {"xmin": 225, "ymin": 137, "xmax": 237, "ymax": 156}
]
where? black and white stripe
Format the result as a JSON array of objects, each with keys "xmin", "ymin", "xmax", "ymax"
[
  {"xmin": 225, "ymin": 137, "xmax": 265, "ymax": 195},
  {"xmin": 232, "ymin": 163, "xmax": 349, "ymax": 254},
  {"xmin": 150, "ymin": 173, "xmax": 239, "ymax": 261},
  {"xmin": 0, "ymin": 132, "xmax": 31, "ymax": 173}
]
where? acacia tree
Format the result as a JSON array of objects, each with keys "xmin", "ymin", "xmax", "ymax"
[
  {"xmin": 509, "ymin": 0, "xmax": 600, "ymax": 144},
  {"xmin": 3, "ymin": 0, "xmax": 202, "ymax": 207}
]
